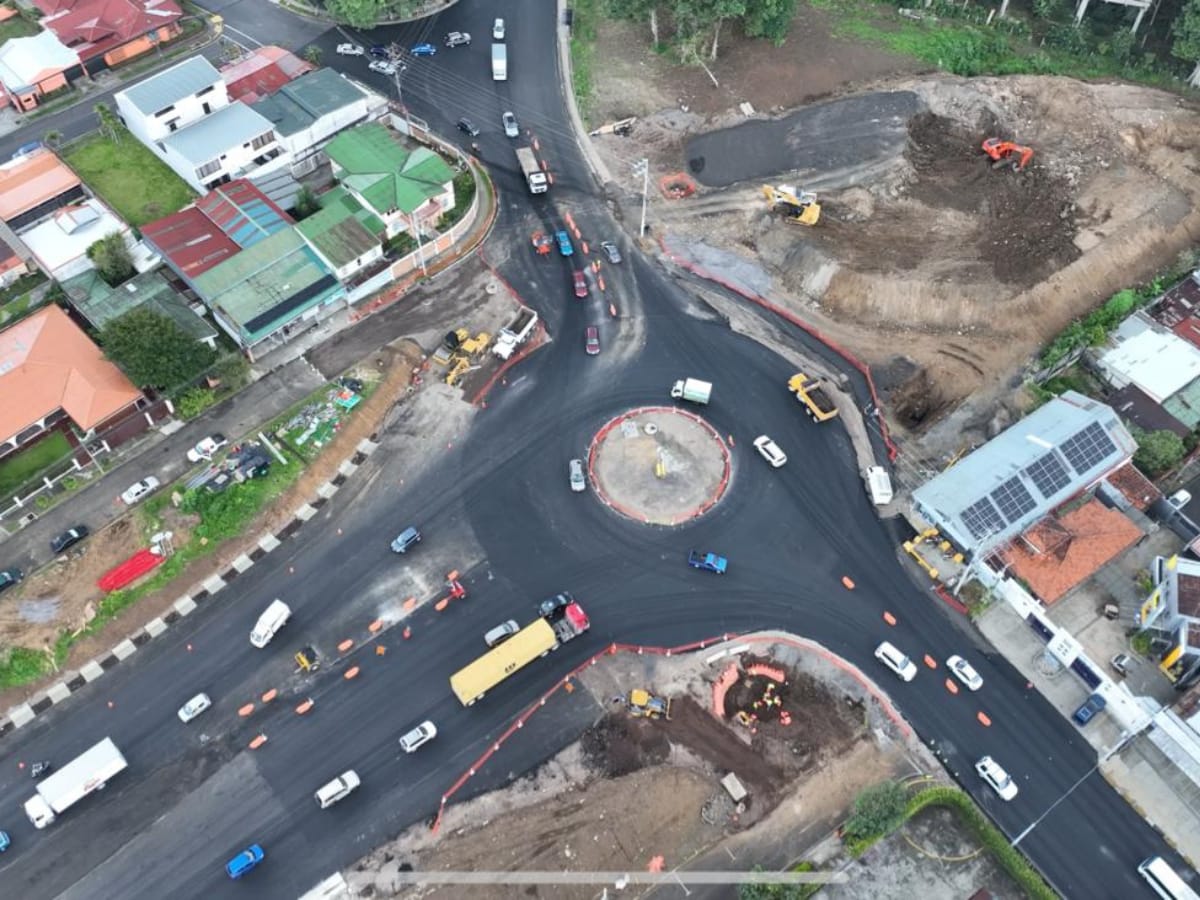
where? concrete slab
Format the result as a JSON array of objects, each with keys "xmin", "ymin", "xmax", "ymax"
[
  {"xmin": 231, "ymin": 554, "xmax": 254, "ymax": 573},
  {"xmin": 46, "ymin": 681, "xmax": 72, "ymax": 703},
  {"xmin": 111, "ymin": 639, "xmax": 137, "ymax": 660},
  {"xmin": 357, "ymin": 438, "xmax": 379, "ymax": 455},
  {"xmin": 80, "ymin": 660, "xmax": 105, "ymax": 681},
  {"xmin": 7, "ymin": 703, "xmax": 35, "ymax": 727},
  {"xmin": 173, "ymin": 596, "xmax": 197, "ymax": 616},
  {"xmin": 144, "ymin": 617, "xmax": 168, "ymax": 637},
  {"xmin": 295, "ymin": 504, "xmax": 317, "ymax": 522},
  {"xmin": 338, "ymin": 459, "xmax": 358, "ymax": 476},
  {"xmin": 317, "ymin": 482, "xmax": 338, "ymax": 499},
  {"xmin": 258, "ymin": 534, "xmax": 281, "ymax": 553},
  {"xmin": 202, "ymin": 574, "xmax": 227, "ymax": 594},
  {"xmin": 1104, "ymin": 736, "xmax": 1200, "ymax": 866}
]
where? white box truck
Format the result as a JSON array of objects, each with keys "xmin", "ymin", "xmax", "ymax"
[
  {"xmin": 25, "ymin": 737, "xmax": 127, "ymax": 828},
  {"xmin": 865, "ymin": 466, "xmax": 893, "ymax": 505},
  {"xmin": 515, "ymin": 147, "xmax": 548, "ymax": 194},
  {"xmin": 491, "ymin": 43, "xmax": 507, "ymax": 81},
  {"xmin": 670, "ymin": 378, "xmax": 712, "ymax": 405},
  {"xmin": 250, "ymin": 599, "xmax": 291, "ymax": 648}
]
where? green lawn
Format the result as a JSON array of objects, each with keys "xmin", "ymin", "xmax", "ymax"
[
  {"xmin": 0, "ymin": 13, "xmax": 39, "ymax": 42},
  {"xmin": 63, "ymin": 130, "xmax": 195, "ymax": 226},
  {"xmin": 0, "ymin": 431, "xmax": 72, "ymax": 498}
]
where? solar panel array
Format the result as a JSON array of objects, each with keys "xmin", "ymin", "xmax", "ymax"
[
  {"xmin": 1059, "ymin": 422, "xmax": 1117, "ymax": 475},
  {"xmin": 1024, "ymin": 451, "xmax": 1071, "ymax": 499},
  {"xmin": 961, "ymin": 496, "xmax": 1008, "ymax": 542},
  {"xmin": 990, "ymin": 476, "xmax": 1038, "ymax": 523}
]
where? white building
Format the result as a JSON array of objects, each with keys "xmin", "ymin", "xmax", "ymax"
[
  {"xmin": 20, "ymin": 198, "xmax": 134, "ymax": 281},
  {"xmin": 114, "ymin": 56, "xmax": 228, "ymax": 146},
  {"xmin": 1096, "ymin": 313, "xmax": 1200, "ymax": 405}
]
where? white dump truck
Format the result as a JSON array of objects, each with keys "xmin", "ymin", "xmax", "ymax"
[
  {"xmin": 515, "ymin": 147, "xmax": 548, "ymax": 194},
  {"xmin": 670, "ymin": 378, "xmax": 712, "ymax": 405},
  {"xmin": 493, "ymin": 308, "xmax": 538, "ymax": 359},
  {"xmin": 25, "ymin": 737, "xmax": 127, "ymax": 828},
  {"xmin": 491, "ymin": 43, "xmax": 507, "ymax": 81}
]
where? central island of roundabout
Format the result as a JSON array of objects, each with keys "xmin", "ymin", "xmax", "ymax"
[{"xmin": 586, "ymin": 406, "xmax": 731, "ymax": 525}]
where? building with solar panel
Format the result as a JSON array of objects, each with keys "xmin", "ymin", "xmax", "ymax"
[{"xmin": 911, "ymin": 392, "xmax": 1137, "ymax": 559}]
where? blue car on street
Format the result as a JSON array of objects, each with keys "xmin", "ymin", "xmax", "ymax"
[
  {"xmin": 688, "ymin": 550, "xmax": 728, "ymax": 574},
  {"xmin": 226, "ymin": 844, "xmax": 264, "ymax": 879},
  {"xmin": 555, "ymin": 230, "xmax": 574, "ymax": 256},
  {"xmin": 0, "ymin": 830, "xmax": 10, "ymax": 852},
  {"xmin": 412, "ymin": 43, "xmax": 437, "ymax": 56}
]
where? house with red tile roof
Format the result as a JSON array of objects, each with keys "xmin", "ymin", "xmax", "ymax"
[
  {"xmin": 0, "ymin": 304, "xmax": 145, "ymax": 462},
  {"xmin": 34, "ymin": 0, "xmax": 182, "ymax": 73},
  {"xmin": 0, "ymin": 30, "xmax": 79, "ymax": 111},
  {"xmin": 0, "ymin": 148, "xmax": 87, "ymax": 231}
]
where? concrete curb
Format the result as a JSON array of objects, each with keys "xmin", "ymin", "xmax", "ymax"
[{"xmin": 0, "ymin": 437, "xmax": 382, "ymax": 739}]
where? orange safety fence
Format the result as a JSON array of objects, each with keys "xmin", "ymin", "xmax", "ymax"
[
  {"xmin": 711, "ymin": 663, "xmax": 740, "ymax": 717},
  {"xmin": 746, "ymin": 664, "xmax": 786, "ymax": 683}
]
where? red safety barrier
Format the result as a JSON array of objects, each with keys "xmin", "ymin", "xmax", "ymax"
[
  {"xmin": 712, "ymin": 663, "xmax": 740, "ymax": 717},
  {"xmin": 746, "ymin": 664, "xmax": 786, "ymax": 683},
  {"xmin": 97, "ymin": 548, "xmax": 166, "ymax": 592}
]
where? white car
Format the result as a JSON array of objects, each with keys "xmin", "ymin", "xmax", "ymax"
[
  {"xmin": 492, "ymin": 17, "xmax": 505, "ymax": 39},
  {"xmin": 502, "ymin": 110, "xmax": 519, "ymax": 138},
  {"xmin": 368, "ymin": 59, "xmax": 397, "ymax": 76},
  {"xmin": 315, "ymin": 770, "xmax": 361, "ymax": 808},
  {"xmin": 947, "ymin": 655, "xmax": 983, "ymax": 691},
  {"xmin": 1169, "ymin": 489, "xmax": 1192, "ymax": 511},
  {"xmin": 336, "ymin": 42, "xmax": 364, "ymax": 56},
  {"xmin": 484, "ymin": 620, "xmax": 519, "ymax": 647},
  {"xmin": 186, "ymin": 433, "xmax": 227, "ymax": 463},
  {"xmin": 874, "ymin": 641, "xmax": 917, "ymax": 682},
  {"xmin": 753, "ymin": 435, "xmax": 787, "ymax": 468},
  {"xmin": 445, "ymin": 31, "xmax": 471, "ymax": 47},
  {"xmin": 178, "ymin": 692, "xmax": 212, "ymax": 723},
  {"xmin": 975, "ymin": 755, "xmax": 1018, "ymax": 800},
  {"xmin": 120, "ymin": 476, "xmax": 161, "ymax": 506},
  {"xmin": 399, "ymin": 720, "xmax": 437, "ymax": 753}
]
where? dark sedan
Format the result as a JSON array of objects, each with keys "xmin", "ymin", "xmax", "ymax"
[{"xmin": 50, "ymin": 525, "xmax": 90, "ymax": 554}]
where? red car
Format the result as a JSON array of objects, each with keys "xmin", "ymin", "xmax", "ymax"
[
  {"xmin": 573, "ymin": 270, "xmax": 588, "ymax": 299},
  {"xmin": 585, "ymin": 326, "xmax": 600, "ymax": 355}
]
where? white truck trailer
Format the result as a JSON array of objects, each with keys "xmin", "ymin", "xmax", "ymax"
[
  {"xmin": 491, "ymin": 43, "xmax": 507, "ymax": 80},
  {"xmin": 515, "ymin": 147, "xmax": 548, "ymax": 194},
  {"xmin": 25, "ymin": 737, "xmax": 127, "ymax": 828},
  {"xmin": 670, "ymin": 378, "xmax": 712, "ymax": 405},
  {"xmin": 493, "ymin": 307, "xmax": 538, "ymax": 359}
]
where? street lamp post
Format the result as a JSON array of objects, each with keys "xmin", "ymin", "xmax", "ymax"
[{"xmin": 632, "ymin": 159, "xmax": 649, "ymax": 238}]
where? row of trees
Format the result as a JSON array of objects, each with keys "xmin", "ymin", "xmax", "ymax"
[{"xmin": 605, "ymin": 0, "xmax": 797, "ymax": 60}]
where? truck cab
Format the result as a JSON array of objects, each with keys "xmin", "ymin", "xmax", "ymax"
[{"xmin": 687, "ymin": 550, "xmax": 728, "ymax": 574}]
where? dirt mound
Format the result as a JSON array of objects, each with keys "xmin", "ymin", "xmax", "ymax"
[{"xmin": 581, "ymin": 713, "xmax": 671, "ymax": 777}]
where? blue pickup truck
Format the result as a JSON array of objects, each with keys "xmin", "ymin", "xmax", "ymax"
[{"xmin": 687, "ymin": 550, "xmax": 727, "ymax": 574}]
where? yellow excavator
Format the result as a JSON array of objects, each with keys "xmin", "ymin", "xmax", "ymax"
[{"xmin": 762, "ymin": 184, "xmax": 821, "ymax": 226}]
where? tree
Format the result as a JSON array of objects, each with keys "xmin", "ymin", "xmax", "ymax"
[
  {"xmin": 1134, "ymin": 428, "xmax": 1186, "ymax": 476},
  {"xmin": 744, "ymin": 0, "xmax": 797, "ymax": 44},
  {"xmin": 325, "ymin": 0, "xmax": 383, "ymax": 29},
  {"xmin": 302, "ymin": 45, "xmax": 323, "ymax": 66},
  {"xmin": 43, "ymin": 130, "xmax": 63, "ymax": 150},
  {"xmin": 292, "ymin": 185, "xmax": 320, "ymax": 220},
  {"xmin": 604, "ymin": 0, "xmax": 662, "ymax": 44},
  {"xmin": 1172, "ymin": 0, "xmax": 1200, "ymax": 86},
  {"xmin": 93, "ymin": 102, "xmax": 121, "ymax": 142},
  {"xmin": 101, "ymin": 308, "xmax": 217, "ymax": 390},
  {"xmin": 843, "ymin": 780, "xmax": 907, "ymax": 842},
  {"xmin": 87, "ymin": 232, "xmax": 135, "ymax": 286}
]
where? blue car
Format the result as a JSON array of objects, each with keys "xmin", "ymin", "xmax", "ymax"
[
  {"xmin": 369, "ymin": 44, "xmax": 388, "ymax": 58},
  {"xmin": 412, "ymin": 43, "xmax": 437, "ymax": 57},
  {"xmin": 688, "ymin": 550, "xmax": 728, "ymax": 574},
  {"xmin": 226, "ymin": 844, "xmax": 264, "ymax": 879},
  {"xmin": 0, "ymin": 830, "xmax": 10, "ymax": 852},
  {"xmin": 1072, "ymin": 693, "xmax": 1106, "ymax": 726},
  {"xmin": 555, "ymin": 230, "xmax": 574, "ymax": 256}
]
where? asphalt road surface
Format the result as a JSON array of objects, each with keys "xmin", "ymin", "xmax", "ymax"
[{"xmin": 0, "ymin": 2, "xmax": 1190, "ymax": 899}]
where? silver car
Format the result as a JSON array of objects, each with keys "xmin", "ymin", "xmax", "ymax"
[
  {"xmin": 484, "ymin": 620, "xmax": 519, "ymax": 647},
  {"xmin": 502, "ymin": 111, "xmax": 519, "ymax": 138},
  {"xmin": 569, "ymin": 458, "xmax": 586, "ymax": 492},
  {"xmin": 399, "ymin": 720, "xmax": 437, "ymax": 753},
  {"xmin": 178, "ymin": 692, "xmax": 212, "ymax": 723}
]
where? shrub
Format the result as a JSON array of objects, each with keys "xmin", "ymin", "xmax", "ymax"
[
  {"xmin": 176, "ymin": 387, "xmax": 218, "ymax": 420},
  {"xmin": 844, "ymin": 780, "xmax": 908, "ymax": 842}
]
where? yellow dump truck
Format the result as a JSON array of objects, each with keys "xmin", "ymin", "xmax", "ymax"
[{"xmin": 788, "ymin": 373, "xmax": 839, "ymax": 422}]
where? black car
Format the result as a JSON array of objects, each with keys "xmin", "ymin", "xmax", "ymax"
[
  {"xmin": 0, "ymin": 567, "xmax": 22, "ymax": 594},
  {"xmin": 369, "ymin": 44, "xmax": 389, "ymax": 58},
  {"xmin": 50, "ymin": 525, "xmax": 90, "ymax": 554},
  {"xmin": 538, "ymin": 591, "xmax": 575, "ymax": 620},
  {"xmin": 456, "ymin": 117, "xmax": 480, "ymax": 137}
]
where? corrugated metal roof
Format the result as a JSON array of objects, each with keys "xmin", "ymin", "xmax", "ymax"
[
  {"xmin": 1163, "ymin": 376, "xmax": 1200, "ymax": 430},
  {"xmin": 117, "ymin": 56, "xmax": 221, "ymax": 116},
  {"xmin": 325, "ymin": 123, "xmax": 454, "ymax": 215},
  {"xmin": 1099, "ymin": 327, "xmax": 1200, "ymax": 404},
  {"xmin": 197, "ymin": 179, "xmax": 291, "ymax": 249},
  {"xmin": 161, "ymin": 102, "xmax": 275, "ymax": 166},
  {"xmin": 61, "ymin": 268, "xmax": 217, "ymax": 341},
  {"xmin": 141, "ymin": 207, "xmax": 240, "ymax": 278},
  {"xmin": 251, "ymin": 68, "xmax": 366, "ymax": 137},
  {"xmin": 294, "ymin": 187, "xmax": 383, "ymax": 268}
]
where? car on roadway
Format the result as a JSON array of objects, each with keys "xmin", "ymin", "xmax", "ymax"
[
  {"xmin": 687, "ymin": 550, "xmax": 728, "ymax": 574},
  {"xmin": 336, "ymin": 42, "xmax": 364, "ymax": 55},
  {"xmin": 390, "ymin": 526, "xmax": 421, "ymax": 553},
  {"xmin": 399, "ymin": 720, "xmax": 437, "ymax": 753},
  {"xmin": 874, "ymin": 641, "xmax": 917, "ymax": 682},
  {"xmin": 585, "ymin": 326, "xmax": 600, "ymax": 356},
  {"xmin": 975, "ymin": 755, "xmax": 1018, "ymax": 800},
  {"xmin": 411, "ymin": 43, "xmax": 437, "ymax": 57},
  {"xmin": 538, "ymin": 591, "xmax": 575, "ymax": 619},
  {"xmin": 1169, "ymin": 489, "xmax": 1192, "ymax": 511},
  {"xmin": 120, "ymin": 476, "xmax": 160, "ymax": 506},
  {"xmin": 600, "ymin": 241, "xmax": 622, "ymax": 264},
  {"xmin": 1073, "ymin": 692, "xmax": 1107, "ymax": 726},
  {"xmin": 178, "ymin": 692, "xmax": 212, "ymax": 724},
  {"xmin": 50, "ymin": 526, "xmax": 89, "ymax": 554},
  {"xmin": 484, "ymin": 620, "xmax": 520, "ymax": 647},
  {"xmin": 502, "ymin": 111, "xmax": 519, "ymax": 138},
  {"xmin": 0, "ymin": 830, "xmax": 9, "ymax": 852},
  {"xmin": 0, "ymin": 567, "xmax": 22, "ymax": 594},
  {"xmin": 569, "ymin": 458, "xmax": 587, "ymax": 491},
  {"xmin": 187, "ymin": 433, "xmax": 227, "ymax": 463},
  {"xmin": 315, "ymin": 770, "xmax": 361, "ymax": 808},
  {"xmin": 493, "ymin": 17, "xmax": 505, "ymax": 39},
  {"xmin": 369, "ymin": 44, "xmax": 388, "ymax": 58},
  {"xmin": 946, "ymin": 655, "xmax": 983, "ymax": 691},
  {"xmin": 573, "ymin": 270, "xmax": 589, "ymax": 298},
  {"xmin": 225, "ymin": 844, "xmax": 265, "ymax": 879},
  {"xmin": 1111, "ymin": 652, "xmax": 1132, "ymax": 676},
  {"xmin": 445, "ymin": 31, "xmax": 471, "ymax": 47},
  {"xmin": 368, "ymin": 60, "xmax": 397, "ymax": 76},
  {"xmin": 555, "ymin": 230, "xmax": 574, "ymax": 256},
  {"xmin": 752, "ymin": 435, "xmax": 787, "ymax": 468},
  {"xmin": 456, "ymin": 117, "xmax": 480, "ymax": 137}
]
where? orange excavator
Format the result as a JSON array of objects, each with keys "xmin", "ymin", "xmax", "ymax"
[{"xmin": 982, "ymin": 137, "xmax": 1033, "ymax": 172}]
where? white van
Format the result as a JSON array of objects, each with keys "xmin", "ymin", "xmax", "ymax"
[
  {"xmin": 866, "ymin": 466, "xmax": 893, "ymax": 505},
  {"xmin": 315, "ymin": 770, "xmax": 361, "ymax": 808},
  {"xmin": 250, "ymin": 599, "xmax": 291, "ymax": 648}
]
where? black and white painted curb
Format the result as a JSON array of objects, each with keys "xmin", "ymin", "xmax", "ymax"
[{"xmin": 0, "ymin": 437, "xmax": 381, "ymax": 739}]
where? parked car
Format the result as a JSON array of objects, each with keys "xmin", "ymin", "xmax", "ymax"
[
  {"xmin": 120, "ymin": 476, "xmax": 160, "ymax": 506},
  {"xmin": 502, "ymin": 111, "xmax": 519, "ymax": 138},
  {"xmin": 336, "ymin": 42, "xmax": 364, "ymax": 55},
  {"xmin": 445, "ymin": 31, "xmax": 471, "ymax": 47},
  {"xmin": 225, "ymin": 844, "xmax": 265, "ymax": 879},
  {"xmin": 456, "ymin": 117, "xmax": 480, "ymax": 137},
  {"xmin": 493, "ymin": 17, "xmax": 505, "ymax": 39},
  {"xmin": 585, "ymin": 326, "xmax": 600, "ymax": 356},
  {"xmin": 0, "ymin": 568, "xmax": 21, "ymax": 594},
  {"xmin": 50, "ymin": 526, "xmax": 89, "ymax": 554},
  {"xmin": 369, "ymin": 44, "xmax": 389, "ymax": 58},
  {"xmin": 368, "ymin": 60, "xmax": 397, "ymax": 76},
  {"xmin": 946, "ymin": 655, "xmax": 983, "ymax": 691},
  {"xmin": 1169, "ymin": 489, "xmax": 1192, "ymax": 511},
  {"xmin": 1073, "ymin": 692, "xmax": 1107, "ymax": 726},
  {"xmin": 975, "ymin": 755, "xmax": 1018, "ymax": 800},
  {"xmin": 569, "ymin": 458, "xmax": 586, "ymax": 491},
  {"xmin": 752, "ymin": 435, "xmax": 787, "ymax": 468},
  {"xmin": 573, "ymin": 270, "xmax": 589, "ymax": 299},
  {"xmin": 1111, "ymin": 652, "xmax": 1132, "ymax": 676},
  {"xmin": 600, "ymin": 241, "xmax": 622, "ymax": 264},
  {"xmin": 538, "ymin": 591, "xmax": 575, "ymax": 619},
  {"xmin": 874, "ymin": 641, "xmax": 917, "ymax": 682},
  {"xmin": 484, "ymin": 620, "xmax": 520, "ymax": 647},
  {"xmin": 187, "ymin": 433, "xmax": 227, "ymax": 463},
  {"xmin": 555, "ymin": 230, "xmax": 574, "ymax": 256},
  {"xmin": 11, "ymin": 141, "xmax": 42, "ymax": 160},
  {"xmin": 399, "ymin": 720, "xmax": 437, "ymax": 753},
  {"xmin": 178, "ymin": 692, "xmax": 212, "ymax": 724},
  {"xmin": 411, "ymin": 43, "xmax": 437, "ymax": 57},
  {"xmin": 687, "ymin": 550, "xmax": 728, "ymax": 574},
  {"xmin": 390, "ymin": 526, "xmax": 421, "ymax": 554}
]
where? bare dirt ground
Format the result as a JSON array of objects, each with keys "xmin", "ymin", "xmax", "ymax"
[{"xmin": 587, "ymin": 14, "xmax": 1200, "ymax": 465}]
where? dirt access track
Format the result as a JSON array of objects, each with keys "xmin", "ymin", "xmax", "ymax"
[{"xmin": 617, "ymin": 73, "xmax": 1200, "ymax": 451}]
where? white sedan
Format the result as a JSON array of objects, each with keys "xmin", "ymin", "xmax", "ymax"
[
  {"xmin": 947, "ymin": 655, "xmax": 983, "ymax": 691},
  {"xmin": 753, "ymin": 435, "xmax": 787, "ymax": 468},
  {"xmin": 336, "ymin": 42, "xmax": 364, "ymax": 56},
  {"xmin": 186, "ymin": 433, "xmax": 227, "ymax": 463},
  {"xmin": 975, "ymin": 755, "xmax": 1018, "ymax": 800},
  {"xmin": 178, "ymin": 692, "xmax": 212, "ymax": 723},
  {"xmin": 120, "ymin": 476, "xmax": 160, "ymax": 506},
  {"xmin": 368, "ymin": 59, "xmax": 397, "ymax": 76}
]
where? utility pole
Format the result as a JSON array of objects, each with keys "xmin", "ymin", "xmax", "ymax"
[
  {"xmin": 632, "ymin": 159, "xmax": 649, "ymax": 238},
  {"xmin": 386, "ymin": 43, "xmax": 410, "ymax": 133}
]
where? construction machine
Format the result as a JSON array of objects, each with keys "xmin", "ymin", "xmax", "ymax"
[
  {"xmin": 295, "ymin": 646, "xmax": 321, "ymax": 673},
  {"xmin": 445, "ymin": 355, "xmax": 471, "ymax": 386},
  {"xmin": 459, "ymin": 332, "xmax": 491, "ymax": 356},
  {"xmin": 433, "ymin": 328, "xmax": 469, "ymax": 365},
  {"xmin": 981, "ymin": 137, "xmax": 1033, "ymax": 172},
  {"xmin": 628, "ymin": 688, "xmax": 672, "ymax": 719},
  {"xmin": 762, "ymin": 184, "xmax": 821, "ymax": 226}
]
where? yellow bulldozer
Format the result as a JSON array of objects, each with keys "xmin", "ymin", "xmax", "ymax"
[
  {"xmin": 762, "ymin": 184, "xmax": 821, "ymax": 226},
  {"xmin": 628, "ymin": 688, "xmax": 672, "ymax": 719}
]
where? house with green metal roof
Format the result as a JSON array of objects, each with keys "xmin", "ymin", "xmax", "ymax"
[
  {"xmin": 323, "ymin": 123, "xmax": 455, "ymax": 239},
  {"xmin": 61, "ymin": 268, "xmax": 219, "ymax": 349},
  {"xmin": 294, "ymin": 187, "xmax": 386, "ymax": 279}
]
